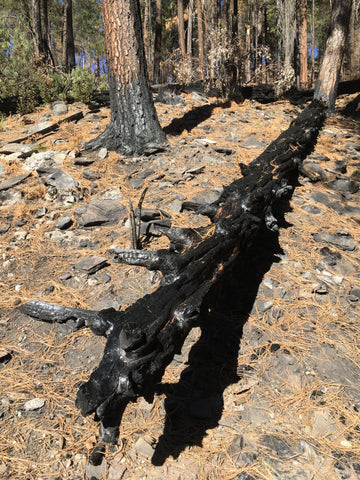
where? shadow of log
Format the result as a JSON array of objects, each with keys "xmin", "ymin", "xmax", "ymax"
[
  {"xmin": 152, "ymin": 226, "xmax": 283, "ymax": 465},
  {"xmin": 163, "ymin": 101, "xmax": 231, "ymax": 135}
]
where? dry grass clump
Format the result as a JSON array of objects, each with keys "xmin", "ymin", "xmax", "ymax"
[{"xmin": 22, "ymin": 183, "xmax": 47, "ymax": 200}]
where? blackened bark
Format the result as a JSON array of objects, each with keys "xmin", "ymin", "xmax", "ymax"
[
  {"xmin": 178, "ymin": 0, "xmax": 186, "ymax": 56},
  {"xmin": 61, "ymin": 0, "xmax": 76, "ymax": 72},
  {"xmin": 314, "ymin": 0, "xmax": 353, "ymax": 110},
  {"xmin": 86, "ymin": 0, "xmax": 166, "ymax": 156},
  {"xmin": 20, "ymin": 100, "xmax": 326, "ymax": 442}
]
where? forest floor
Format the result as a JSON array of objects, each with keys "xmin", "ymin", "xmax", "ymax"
[{"xmin": 0, "ymin": 88, "xmax": 359, "ymax": 480}]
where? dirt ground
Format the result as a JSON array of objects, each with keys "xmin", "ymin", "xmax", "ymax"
[{"xmin": 0, "ymin": 90, "xmax": 359, "ymax": 480}]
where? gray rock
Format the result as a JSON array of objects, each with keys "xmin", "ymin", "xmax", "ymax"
[
  {"xmin": 51, "ymin": 101, "xmax": 67, "ymax": 116},
  {"xmin": 334, "ymin": 160, "xmax": 347, "ymax": 173},
  {"xmin": 82, "ymin": 168, "xmax": 101, "ymax": 180},
  {"xmin": 0, "ymin": 172, "xmax": 31, "ymax": 191},
  {"xmin": 186, "ymin": 188, "xmax": 223, "ymax": 205},
  {"xmin": 257, "ymin": 300, "xmax": 274, "ymax": 313},
  {"xmin": 28, "ymin": 121, "xmax": 52, "ymax": 133},
  {"xmin": 0, "ymin": 143, "xmax": 35, "ymax": 155},
  {"xmin": 23, "ymin": 150, "xmax": 62, "ymax": 171},
  {"xmin": 171, "ymin": 199, "xmax": 183, "ymax": 212},
  {"xmin": 74, "ymin": 156, "xmax": 95, "ymax": 166},
  {"xmin": 242, "ymin": 136, "xmax": 266, "ymax": 149},
  {"xmin": 23, "ymin": 398, "xmax": 45, "ymax": 411},
  {"xmin": 35, "ymin": 207, "xmax": 47, "ymax": 218},
  {"xmin": 301, "ymin": 163, "xmax": 328, "ymax": 182},
  {"xmin": 98, "ymin": 147, "xmax": 108, "ymax": 159},
  {"xmin": 156, "ymin": 89, "xmax": 186, "ymax": 105},
  {"xmin": 45, "ymin": 170, "xmax": 79, "ymax": 190},
  {"xmin": 74, "ymin": 256, "xmax": 108, "ymax": 274},
  {"xmin": 85, "ymin": 459, "xmax": 106, "ymax": 480},
  {"xmin": 312, "ymin": 232, "xmax": 356, "ymax": 251},
  {"xmin": 134, "ymin": 437, "xmax": 154, "ymax": 457},
  {"xmin": 75, "ymin": 199, "xmax": 127, "ymax": 227},
  {"xmin": 301, "ymin": 204, "xmax": 322, "ymax": 215},
  {"xmin": 260, "ymin": 434, "xmax": 302, "ymax": 458},
  {"xmin": 191, "ymin": 91, "xmax": 208, "ymax": 103},
  {"xmin": 329, "ymin": 179, "xmax": 359, "ymax": 195},
  {"xmin": 54, "ymin": 216, "xmax": 73, "ymax": 230},
  {"xmin": 138, "ymin": 168, "xmax": 155, "ymax": 179},
  {"xmin": 129, "ymin": 177, "xmax": 144, "ymax": 190},
  {"xmin": 0, "ymin": 224, "xmax": 10, "ymax": 234}
]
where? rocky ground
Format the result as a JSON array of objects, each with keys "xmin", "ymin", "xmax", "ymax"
[{"xmin": 0, "ymin": 88, "xmax": 359, "ymax": 480}]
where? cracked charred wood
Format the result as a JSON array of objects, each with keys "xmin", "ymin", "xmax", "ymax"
[{"xmin": 18, "ymin": 100, "xmax": 326, "ymax": 443}]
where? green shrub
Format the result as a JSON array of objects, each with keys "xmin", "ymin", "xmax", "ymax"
[{"xmin": 68, "ymin": 67, "xmax": 98, "ymax": 103}]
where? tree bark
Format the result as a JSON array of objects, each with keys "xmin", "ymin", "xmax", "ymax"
[
  {"xmin": 314, "ymin": 0, "xmax": 353, "ymax": 110},
  {"xmin": 299, "ymin": 0, "xmax": 308, "ymax": 89},
  {"xmin": 61, "ymin": 0, "xmax": 76, "ymax": 72},
  {"xmin": 153, "ymin": 0, "xmax": 162, "ymax": 83},
  {"xmin": 178, "ymin": 0, "xmax": 186, "ymax": 57},
  {"xmin": 143, "ymin": 0, "xmax": 152, "ymax": 76},
  {"xmin": 32, "ymin": 0, "xmax": 42, "ymax": 61},
  {"xmin": 86, "ymin": 0, "xmax": 166, "ymax": 156},
  {"xmin": 197, "ymin": 0, "xmax": 205, "ymax": 79}
]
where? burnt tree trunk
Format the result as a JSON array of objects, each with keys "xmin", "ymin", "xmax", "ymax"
[
  {"xmin": 61, "ymin": 0, "xmax": 76, "ymax": 72},
  {"xmin": 86, "ymin": 0, "xmax": 166, "ymax": 155},
  {"xmin": 20, "ymin": 100, "xmax": 326, "ymax": 443},
  {"xmin": 314, "ymin": 0, "xmax": 353, "ymax": 110},
  {"xmin": 197, "ymin": 0, "xmax": 205, "ymax": 80}
]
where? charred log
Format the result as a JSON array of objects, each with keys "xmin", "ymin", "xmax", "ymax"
[{"xmin": 19, "ymin": 100, "xmax": 326, "ymax": 443}]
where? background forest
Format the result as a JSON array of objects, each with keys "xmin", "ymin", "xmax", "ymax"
[{"xmin": 0, "ymin": 0, "xmax": 359, "ymax": 114}]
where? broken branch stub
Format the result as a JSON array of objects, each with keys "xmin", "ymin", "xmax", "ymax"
[{"xmin": 19, "ymin": 100, "xmax": 326, "ymax": 443}]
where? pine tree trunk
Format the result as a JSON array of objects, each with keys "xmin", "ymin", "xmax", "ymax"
[
  {"xmin": 86, "ymin": 0, "xmax": 166, "ymax": 155},
  {"xmin": 41, "ymin": 0, "xmax": 55, "ymax": 66},
  {"xmin": 178, "ymin": 0, "xmax": 186, "ymax": 57},
  {"xmin": 61, "ymin": 0, "xmax": 75, "ymax": 72},
  {"xmin": 299, "ymin": 0, "xmax": 308, "ymax": 89},
  {"xmin": 32, "ymin": 0, "xmax": 42, "ymax": 61},
  {"xmin": 197, "ymin": 0, "xmax": 205, "ymax": 80},
  {"xmin": 314, "ymin": 0, "xmax": 353, "ymax": 110},
  {"xmin": 143, "ymin": 0, "xmax": 152, "ymax": 76},
  {"xmin": 153, "ymin": 0, "xmax": 162, "ymax": 83}
]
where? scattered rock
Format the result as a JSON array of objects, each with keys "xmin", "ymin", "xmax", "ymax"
[
  {"xmin": 242, "ymin": 136, "xmax": 266, "ymax": 149},
  {"xmin": 301, "ymin": 163, "xmax": 328, "ymax": 182},
  {"xmin": 134, "ymin": 437, "xmax": 154, "ymax": 457},
  {"xmin": 83, "ymin": 168, "xmax": 101, "ymax": 180},
  {"xmin": 98, "ymin": 147, "xmax": 108, "ymax": 159},
  {"xmin": 51, "ymin": 101, "xmax": 68, "ymax": 116},
  {"xmin": 74, "ymin": 256, "xmax": 108, "ymax": 274},
  {"xmin": 312, "ymin": 232, "xmax": 356, "ymax": 251},
  {"xmin": 0, "ymin": 172, "xmax": 31, "ymax": 191},
  {"xmin": 45, "ymin": 169, "xmax": 79, "ymax": 190},
  {"xmin": 74, "ymin": 199, "xmax": 127, "ymax": 227},
  {"xmin": 28, "ymin": 121, "xmax": 52, "ymax": 134},
  {"xmin": 0, "ymin": 143, "xmax": 35, "ymax": 155},
  {"xmin": 85, "ymin": 459, "xmax": 106, "ymax": 480},
  {"xmin": 23, "ymin": 398, "xmax": 45, "ymax": 411},
  {"xmin": 54, "ymin": 216, "xmax": 73, "ymax": 230},
  {"xmin": 328, "ymin": 178, "xmax": 359, "ymax": 195}
]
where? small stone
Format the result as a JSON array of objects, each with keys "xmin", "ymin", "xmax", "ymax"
[
  {"xmin": 51, "ymin": 101, "xmax": 67, "ymax": 116},
  {"xmin": 257, "ymin": 300, "xmax": 273, "ymax": 313},
  {"xmin": 54, "ymin": 216, "xmax": 73, "ymax": 230},
  {"xmin": 85, "ymin": 459, "xmax": 106, "ymax": 480},
  {"xmin": 83, "ymin": 168, "xmax": 101, "ymax": 180},
  {"xmin": 28, "ymin": 121, "xmax": 52, "ymax": 133},
  {"xmin": 134, "ymin": 437, "xmax": 154, "ymax": 457},
  {"xmin": 0, "ymin": 224, "xmax": 10, "ymax": 234},
  {"xmin": 0, "ymin": 172, "xmax": 32, "ymax": 191},
  {"xmin": 35, "ymin": 207, "xmax": 47, "ymax": 218},
  {"xmin": 98, "ymin": 147, "xmax": 108, "ymax": 159},
  {"xmin": 74, "ymin": 256, "xmax": 108, "ymax": 274},
  {"xmin": 129, "ymin": 177, "xmax": 144, "ymax": 190},
  {"xmin": 312, "ymin": 232, "xmax": 356, "ymax": 251},
  {"xmin": 242, "ymin": 136, "xmax": 266, "ymax": 149},
  {"xmin": 74, "ymin": 157, "xmax": 95, "ymax": 166},
  {"xmin": 23, "ymin": 397, "xmax": 45, "ymax": 411},
  {"xmin": 0, "ymin": 348, "xmax": 12, "ymax": 363}
]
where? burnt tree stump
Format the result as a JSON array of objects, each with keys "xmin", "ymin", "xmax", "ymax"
[{"xmin": 19, "ymin": 100, "xmax": 326, "ymax": 442}]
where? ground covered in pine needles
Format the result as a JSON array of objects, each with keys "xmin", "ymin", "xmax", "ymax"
[{"xmin": 0, "ymin": 89, "xmax": 359, "ymax": 480}]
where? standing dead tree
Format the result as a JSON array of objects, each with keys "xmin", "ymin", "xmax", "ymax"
[{"xmin": 19, "ymin": 99, "xmax": 326, "ymax": 442}]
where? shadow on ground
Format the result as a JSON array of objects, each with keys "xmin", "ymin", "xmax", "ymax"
[
  {"xmin": 163, "ymin": 101, "xmax": 231, "ymax": 135},
  {"xmin": 151, "ymin": 222, "xmax": 287, "ymax": 466}
]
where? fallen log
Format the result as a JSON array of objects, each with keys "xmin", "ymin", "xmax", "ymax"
[{"xmin": 19, "ymin": 100, "xmax": 326, "ymax": 443}]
